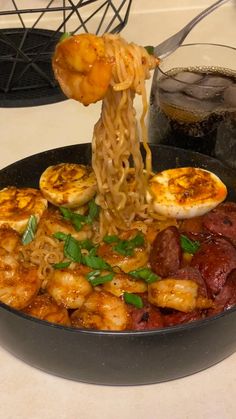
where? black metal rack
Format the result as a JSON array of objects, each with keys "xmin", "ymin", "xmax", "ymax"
[{"xmin": 0, "ymin": 0, "xmax": 132, "ymax": 107}]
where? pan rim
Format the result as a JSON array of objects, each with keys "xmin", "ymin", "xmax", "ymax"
[
  {"xmin": 0, "ymin": 142, "xmax": 235, "ymax": 337},
  {"xmin": 0, "ymin": 297, "xmax": 235, "ymax": 336}
]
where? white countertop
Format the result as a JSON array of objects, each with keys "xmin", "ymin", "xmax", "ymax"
[{"xmin": 1, "ymin": 2, "xmax": 236, "ymax": 418}]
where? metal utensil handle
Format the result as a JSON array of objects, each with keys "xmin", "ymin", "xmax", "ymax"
[{"xmin": 154, "ymin": 0, "xmax": 230, "ymax": 59}]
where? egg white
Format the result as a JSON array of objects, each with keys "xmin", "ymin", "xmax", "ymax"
[
  {"xmin": 0, "ymin": 187, "xmax": 48, "ymax": 234},
  {"xmin": 40, "ymin": 163, "xmax": 97, "ymax": 208},
  {"xmin": 147, "ymin": 167, "xmax": 227, "ymax": 219}
]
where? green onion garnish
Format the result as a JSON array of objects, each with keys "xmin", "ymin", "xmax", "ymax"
[
  {"xmin": 52, "ymin": 232, "xmax": 111, "ymax": 272},
  {"xmin": 180, "ymin": 234, "xmax": 200, "ymax": 254},
  {"xmin": 86, "ymin": 199, "xmax": 100, "ymax": 224},
  {"xmin": 129, "ymin": 267, "xmax": 161, "ymax": 284},
  {"xmin": 144, "ymin": 45, "xmax": 154, "ymax": 55},
  {"xmin": 86, "ymin": 270, "xmax": 114, "ymax": 286},
  {"xmin": 59, "ymin": 32, "xmax": 71, "ymax": 43},
  {"xmin": 53, "ymin": 261, "xmax": 71, "ymax": 269},
  {"xmin": 59, "ymin": 200, "xmax": 100, "ymax": 231},
  {"xmin": 124, "ymin": 292, "xmax": 144, "ymax": 309},
  {"xmin": 64, "ymin": 235, "xmax": 82, "ymax": 263},
  {"xmin": 103, "ymin": 233, "xmax": 145, "ymax": 257},
  {"xmin": 22, "ymin": 215, "xmax": 37, "ymax": 245},
  {"xmin": 53, "ymin": 231, "xmax": 68, "ymax": 241},
  {"xmin": 103, "ymin": 235, "xmax": 119, "ymax": 244},
  {"xmin": 82, "ymin": 255, "xmax": 111, "ymax": 270},
  {"xmin": 89, "ymin": 246, "xmax": 98, "ymax": 257}
]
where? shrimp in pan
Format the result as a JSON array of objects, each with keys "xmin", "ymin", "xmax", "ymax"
[
  {"xmin": 0, "ymin": 246, "xmax": 41, "ymax": 310},
  {"xmin": 23, "ymin": 293, "xmax": 71, "ymax": 326},
  {"xmin": 71, "ymin": 290, "xmax": 128, "ymax": 330},
  {"xmin": 46, "ymin": 265, "xmax": 93, "ymax": 309},
  {"xmin": 103, "ymin": 271, "xmax": 147, "ymax": 297},
  {"xmin": 97, "ymin": 229, "xmax": 149, "ymax": 273}
]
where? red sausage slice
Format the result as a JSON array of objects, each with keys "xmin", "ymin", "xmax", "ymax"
[
  {"xmin": 163, "ymin": 310, "xmax": 204, "ymax": 327},
  {"xmin": 203, "ymin": 202, "xmax": 236, "ymax": 244},
  {"xmin": 191, "ymin": 236, "xmax": 236, "ymax": 296},
  {"xmin": 128, "ymin": 304, "xmax": 164, "ymax": 330},
  {"xmin": 149, "ymin": 226, "xmax": 182, "ymax": 277},
  {"xmin": 208, "ymin": 269, "xmax": 236, "ymax": 315}
]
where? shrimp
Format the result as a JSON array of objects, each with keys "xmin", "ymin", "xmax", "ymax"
[
  {"xmin": 71, "ymin": 290, "xmax": 128, "ymax": 330},
  {"xmin": 0, "ymin": 247, "xmax": 41, "ymax": 310},
  {"xmin": 46, "ymin": 265, "xmax": 93, "ymax": 309},
  {"xmin": 97, "ymin": 229, "xmax": 149, "ymax": 273},
  {"xmin": 23, "ymin": 293, "xmax": 71, "ymax": 326},
  {"xmin": 52, "ymin": 34, "xmax": 113, "ymax": 105},
  {"xmin": 39, "ymin": 208, "xmax": 93, "ymax": 241},
  {"xmin": 148, "ymin": 278, "xmax": 213, "ymax": 313},
  {"xmin": 103, "ymin": 271, "xmax": 147, "ymax": 297}
]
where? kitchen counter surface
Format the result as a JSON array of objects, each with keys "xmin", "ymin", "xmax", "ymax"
[{"xmin": 0, "ymin": 2, "xmax": 236, "ymax": 418}]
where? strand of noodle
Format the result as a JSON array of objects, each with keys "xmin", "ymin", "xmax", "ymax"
[{"xmin": 92, "ymin": 34, "xmax": 156, "ymax": 236}]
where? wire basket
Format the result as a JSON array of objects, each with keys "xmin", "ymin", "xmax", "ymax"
[{"xmin": 0, "ymin": 0, "xmax": 133, "ymax": 107}]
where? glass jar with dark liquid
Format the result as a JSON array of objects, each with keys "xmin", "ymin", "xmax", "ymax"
[{"xmin": 148, "ymin": 44, "xmax": 236, "ymax": 169}]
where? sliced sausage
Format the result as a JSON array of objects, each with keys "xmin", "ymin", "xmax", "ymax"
[
  {"xmin": 149, "ymin": 226, "xmax": 182, "ymax": 277},
  {"xmin": 163, "ymin": 310, "xmax": 204, "ymax": 327},
  {"xmin": 180, "ymin": 215, "xmax": 205, "ymax": 235},
  {"xmin": 208, "ymin": 269, "xmax": 236, "ymax": 315},
  {"xmin": 173, "ymin": 266, "xmax": 208, "ymax": 297},
  {"xmin": 128, "ymin": 303, "xmax": 164, "ymax": 330},
  {"xmin": 203, "ymin": 201, "xmax": 236, "ymax": 244},
  {"xmin": 191, "ymin": 236, "xmax": 236, "ymax": 296}
]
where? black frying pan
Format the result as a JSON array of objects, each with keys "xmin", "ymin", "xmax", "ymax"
[{"xmin": 0, "ymin": 143, "xmax": 235, "ymax": 385}]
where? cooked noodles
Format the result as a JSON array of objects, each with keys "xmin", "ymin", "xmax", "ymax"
[
  {"xmin": 52, "ymin": 33, "xmax": 158, "ymax": 237},
  {"xmin": 0, "ymin": 34, "xmax": 234, "ymax": 331},
  {"xmin": 20, "ymin": 213, "xmax": 64, "ymax": 287},
  {"xmin": 92, "ymin": 34, "xmax": 157, "ymax": 236}
]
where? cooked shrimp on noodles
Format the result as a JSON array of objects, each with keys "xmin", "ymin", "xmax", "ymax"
[
  {"xmin": 53, "ymin": 33, "xmax": 159, "ymax": 237},
  {"xmin": 71, "ymin": 290, "xmax": 128, "ymax": 330},
  {"xmin": 0, "ymin": 33, "xmax": 232, "ymax": 332}
]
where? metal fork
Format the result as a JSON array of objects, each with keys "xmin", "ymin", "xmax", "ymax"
[{"xmin": 154, "ymin": 0, "xmax": 230, "ymax": 59}]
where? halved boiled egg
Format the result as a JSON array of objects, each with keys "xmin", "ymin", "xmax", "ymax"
[
  {"xmin": 39, "ymin": 163, "xmax": 97, "ymax": 208},
  {"xmin": 0, "ymin": 187, "xmax": 48, "ymax": 234},
  {"xmin": 147, "ymin": 167, "xmax": 227, "ymax": 219}
]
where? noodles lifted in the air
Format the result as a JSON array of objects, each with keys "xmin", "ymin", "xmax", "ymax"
[
  {"xmin": 53, "ymin": 33, "xmax": 158, "ymax": 236},
  {"xmin": 0, "ymin": 34, "xmax": 233, "ymax": 332}
]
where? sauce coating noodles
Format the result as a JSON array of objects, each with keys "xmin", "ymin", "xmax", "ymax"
[
  {"xmin": 1, "ymin": 34, "xmax": 234, "ymax": 331},
  {"xmin": 53, "ymin": 33, "xmax": 158, "ymax": 236}
]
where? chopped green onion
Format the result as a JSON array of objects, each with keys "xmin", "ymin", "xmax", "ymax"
[
  {"xmin": 82, "ymin": 255, "xmax": 111, "ymax": 270},
  {"xmin": 144, "ymin": 45, "xmax": 154, "ymax": 55},
  {"xmin": 53, "ymin": 231, "xmax": 68, "ymax": 241},
  {"xmin": 113, "ymin": 241, "xmax": 133, "ymax": 256},
  {"xmin": 64, "ymin": 235, "xmax": 82, "ymax": 263},
  {"xmin": 52, "ymin": 232, "xmax": 109, "ymax": 270},
  {"xmin": 22, "ymin": 215, "xmax": 37, "ymax": 245},
  {"xmin": 113, "ymin": 233, "xmax": 145, "ymax": 256},
  {"xmin": 59, "ymin": 207, "xmax": 85, "ymax": 231},
  {"xmin": 103, "ymin": 235, "xmax": 119, "ymax": 244},
  {"xmin": 129, "ymin": 267, "xmax": 161, "ymax": 284},
  {"xmin": 78, "ymin": 239, "xmax": 94, "ymax": 251},
  {"xmin": 124, "ymin": 292, "xmax": 144, "ymax": 309},
  {"xmin": 59, "ymin": 207, "xmax": 72, "ymax": 220},
  {"xmin": 59, "ymin": 32, "xmax": 71, "ymax": 42},
  {"xmin": 53, "ymin": 261, "xmax": 71, "ymax": 269},
  {"xmin": 86, "ymin": 270, "xmax": 101, "ymax": 280},
  {"xmin": 86, "ymin": 199, "xmax": 100, "ymax": 224},
  {"xmin": 89, "ymin": 246, "xmax": 98, "ymax": 257},
  {"xmin": 59, "ymin": 201, "xmax": 100, "ymax": 231},
  {"xmin": 86, "ymin": 270, "xmax": 114, "ymax": 286},
  {"xmin": 180, "ymin": 235, "xmax": 200, "ymax": 254}
]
